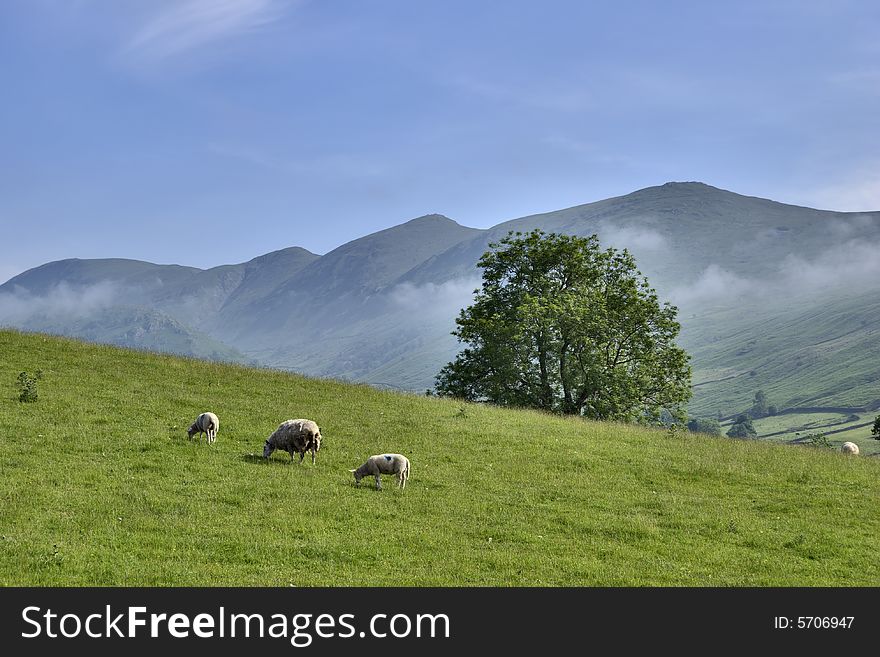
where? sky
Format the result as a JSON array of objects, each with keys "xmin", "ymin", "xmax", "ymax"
[{"xmin": 1, "ymin": 0, "xmax": 879, "ymax": 283}]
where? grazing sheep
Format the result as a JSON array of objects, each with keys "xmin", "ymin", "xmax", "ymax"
[
  {"xmin": 187, "ymin": 412, "xmax": 219, "ymax": 444},
  {"xmin": 350, "ymin": 454, "xmax": 410, "ymax": 490},
  {"xmin": 841, "ymin": 441, "xmax": 860, "ymax": 455},
  {"xmin": 263, "ymin": 419, "xmax": 322, "ymax": 464}
]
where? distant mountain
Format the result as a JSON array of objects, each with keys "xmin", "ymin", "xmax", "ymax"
[
  {"xmin": 11, "ymin": 305, "xmax": 245, "ymax": 362},
  {"xmin": 3, "ymin": 182, "xmax": 879, "ymax": 417}
]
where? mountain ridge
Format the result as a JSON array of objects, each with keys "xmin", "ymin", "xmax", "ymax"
[{"xmin": 3, "ymin": 181, "xmax": 879, "ymax": 418}]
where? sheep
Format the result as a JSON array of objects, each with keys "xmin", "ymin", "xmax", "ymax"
[
  {"xmin": 263, "ymin": 419, "xmax": 322, "ymax": 464},
  {"xmin": 841, "ymin": 441, "xmax": 860, "ymax": 455},
  {"xmin": 187, "ymin": 412, "xmax": 219, "ymax": 444},
  {"xmin": 350, "ymin": 454, "xmax": 410, "ymax": 490}
]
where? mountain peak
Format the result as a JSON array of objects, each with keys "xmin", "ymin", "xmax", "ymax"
[
  {"xmin": 401, "ymin": 213, "xmax": 458, "ymax": 227},
  {"xmin": 660, "ymin": 181, "xmax": 714, "ymax": 190}
]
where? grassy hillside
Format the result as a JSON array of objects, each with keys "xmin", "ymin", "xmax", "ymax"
[
  {"xmin": 1, "ymin": 330, "xmax": 878, "ymax": 586},
  {"xmin": 684, "ymin": 290, "xmax": 880, "ymax": 418}
]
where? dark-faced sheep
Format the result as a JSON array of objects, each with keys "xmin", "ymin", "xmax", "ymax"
[
  {"xmin": 350, "ymin": 454, "xmax": 410, "ymax": 490},
  {"xmin": 263, "ymin": 419, "xmax": 322, "ymax": 464},
  {"xmin": 187, "ymin": 412, "xmax": 219, "ymax": 444}
]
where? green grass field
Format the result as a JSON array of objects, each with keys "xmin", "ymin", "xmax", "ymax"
[
  {"xmin": 1, "ymin": 330, "xmax": 879, "ymax": 586},
  {"xmin": 747, "ymin": 413, "xmax": 879, "ymax": 456}
]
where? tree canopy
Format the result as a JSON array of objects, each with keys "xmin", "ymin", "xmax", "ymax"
[
  {"xmin": 727, "ymin": 415, "xmax": 757, "ymax": 438},
  {"xmin": 434, "ymin": 230, "xmax": 692, "ymax": 423},
  {"xmin": 687, "ymin": 417, "xmax": 722, "ymax": 436}
]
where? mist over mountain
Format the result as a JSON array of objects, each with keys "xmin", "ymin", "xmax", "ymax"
[{"xmin": 3, "ymin": 182, "xmax": 879, "ymax": 417}]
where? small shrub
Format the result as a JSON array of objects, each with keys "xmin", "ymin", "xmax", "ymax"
[
  {"xmin": 666, "ymin": 423, "xmax": 683, "ymax": 439},
  {"xmin": 801, "ymin": 432, "xmax": 833, "ymax": 450},
  {"xmin": 17, "ymin": 370, "xmax": 43, "ymax": 403}
]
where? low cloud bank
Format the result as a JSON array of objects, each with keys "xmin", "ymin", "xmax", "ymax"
[
  {"xmin": 598, "ymin": 223, "xmax": 668, "ymax": 253},
  {"xmin": 388, "ymin": 277, "xmax": 481, "ymax": 320},
  {"xmin": 0, "ymin": 281, "xmax": 123, "ymax": 325},
  {"xmin": 671, "ymin": 239, "xmax": 880, "ymax": 307}
]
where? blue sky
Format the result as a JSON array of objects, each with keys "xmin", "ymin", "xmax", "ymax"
[{"xmin": 2, "ymin": 0, "xmax": 879, "ymax": 282}]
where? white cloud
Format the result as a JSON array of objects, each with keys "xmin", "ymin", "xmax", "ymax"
[
  {"xmin": 123, "ymin": 0, "xmax": 288, "ymax": 62},
  {"xmin": 388, "ymin": 277, "xmax": 480, "ymax": 319},
  {"xmin": 669, "ymin": 265, "xmax": 756, "ymax": 306},
  {"xmin": 0, "ymin": 281, "xmax": 123, "ymax": 325},
  {"xmin": 777, "ymin": 240, "xmax": 880, "ymax": 293},
  {"xmin": 671, "ymin": 239, "xmax": 880, "ymax": 307},
  {"xmin": 598, "ymin": 223, "xmax": 668, "ymax": 253},
  {"xmin": 827, "ymin": 214, "xmax": 878, "ymax": 238}
]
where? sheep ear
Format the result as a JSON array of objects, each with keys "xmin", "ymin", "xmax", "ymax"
[{"xmin": 348, "ymin": 469, "xmax": 357, "ymax": 473}]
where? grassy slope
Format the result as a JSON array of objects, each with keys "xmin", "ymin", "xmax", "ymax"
[
  {"xmin": 1, "ymin": 330, "xmax": 878, "ymax": 586},
  {"xmin": 684, "ymin": 291, "xmax": 880, "ymax": 417}
]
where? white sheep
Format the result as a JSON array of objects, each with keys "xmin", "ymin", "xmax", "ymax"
[
  {"xmin": 841, "ymin": 441, "xmax": 860, "ymax": 455},
  {"xmin": 350, "ymin": 454, "xmax": 410, "ymax": 490},
  {"xmin": 187, "ymin": 412, "xmax": 219, "ymax": 444},
  {"xmin": 263, "ymin": 419, "xmax": 322, "ymax": 464}
]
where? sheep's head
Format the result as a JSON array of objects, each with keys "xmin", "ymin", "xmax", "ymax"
[
  {"xmin": 313, "ymin": 434, "xmax": 322, "ymax": 452},
  {"xmin": 263, "ymin": 440, "xmax": 274, "ymax": 459},
  {"xmin": 349, "ymin": 468, "xmax": 362, "ymax": 485},
  {"xmin": 186, "ymin": 424, "xmax": 197, "ymax": 438}
]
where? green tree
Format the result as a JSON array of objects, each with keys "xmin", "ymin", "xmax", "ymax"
[
  {"xmin": 434, "ymin": 230, "xmax": 692, "ymax": 422},
  {"xmin": 727, "ymin": 415, "xmax": 757, "ymax": 438},
  {"xmin": 750, "ymin": 390, "xmax": 768, "ymax": 418},
  {"xmin": 687, "ymin": 417, "xmax": 722, "ymax": 436}
]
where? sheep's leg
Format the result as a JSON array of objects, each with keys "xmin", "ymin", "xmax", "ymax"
[{"xmin": 375, "ymin": 475, "xmax": 382, "ymax": 490}]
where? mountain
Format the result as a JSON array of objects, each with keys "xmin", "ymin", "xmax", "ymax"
[{"xmin": 3, "ymin": 182, "xmax": 879, "ymax": 419}]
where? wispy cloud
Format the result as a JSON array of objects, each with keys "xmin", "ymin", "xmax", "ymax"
[
  {"xmin": 670, "ymin": 239, "xmax": 880, "ymax": 307},
  {"xmin": 123, "ymin": 0, "xmax": 289, "ymax": 62},
  {"xmin": 388, "ymin": 277, "xmax": 481, "ymax": 320},
  {"xmin": 0, "ymin": 281, "xmax": 123, "ymax": 325},
  {"xmin": 598, "ymin": 222, "xmax": 668, "ymax": 253}
]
